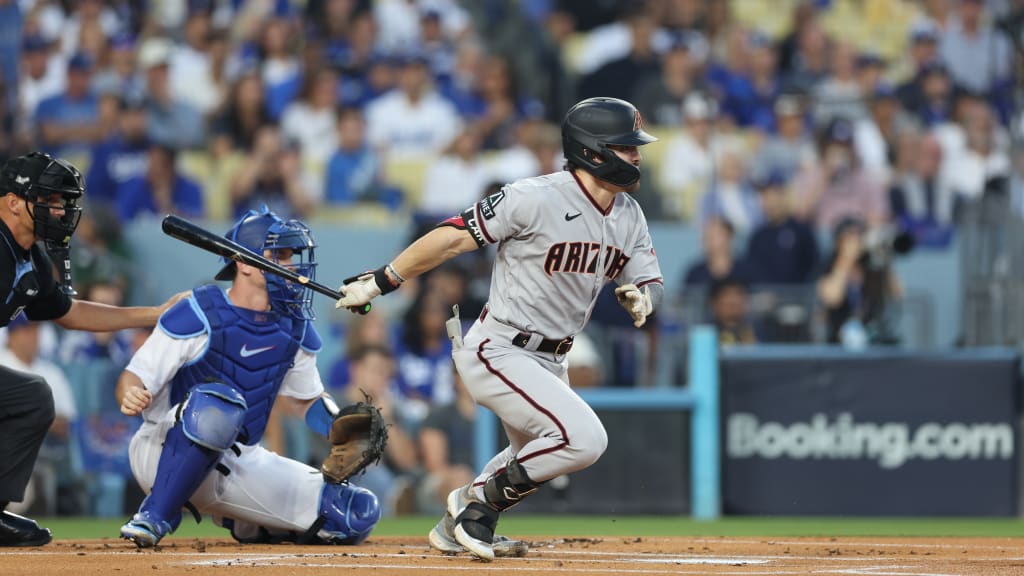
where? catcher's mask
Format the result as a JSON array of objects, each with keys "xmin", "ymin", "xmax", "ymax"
[
  {"xmin": 561, "ymin": 97, "xmax": 657, "ymax": 188},
  {"xmin": 1, "ymin": 152, "xmax": 84, "ymax": 245},
  {"xmin": 215, "ymin": 206, "xmax": 318, "ymax": 321}
]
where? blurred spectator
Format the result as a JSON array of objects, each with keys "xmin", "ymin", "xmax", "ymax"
[
  {"xmin": 0, "ymin": 316, "xmax": 79, "ymax": 515},
  {"xmin": 632, "ymin": 32, "xmax": 706, "ymax": 127},
  {"xmin": 343, "ymin": 343, "xmax": 419, "ymax": 516},
  {"xmin": 365, "ymin": 54, "xmax": 461, "ymax": 160},
  {"xmin": 418, "ymin": 9, "xmax": 458, "ymax": 83},
  {"xmin": 58, "ymin": 281, "xmax": 135, "ymax": 366},
  {"xmin": 896, "ymin": 21, "xmax": 942, "ymax": 109},
  {"xmin": 889, "ymin": 132, "xmax": 956, "ymax": 248},
  {"xmin": 573, "ymin": 1, "xmax": 673, "ymax": 76},
  {"xmin": 854, "ymin": 83, "xmax": 917, "ymax": 177},
  {"xmin": 939, "ymin": 0, "xmax": 1013, "ymax": 100},
  {"xmin": 258, "ymin": 15, "xmax": 303, "ymax": 121},
  {"xmin": 327, "ymin": 308, "xmax": 395, "ymax": 394},
  {"xmin": 92, "ymin": 32, "xmax": 144, "ymax": 101},
  {"xmin": 67, "ymin": 207, "xmax": 132, "ymax": 296},
  {"xmin": 467, "ymin": 54, "xmax": 540, "ymax": 150},
  {"xmin": 683, "ymin": 216, "xmax": 752, "ymax": 287},
  {"xmin": 698, "ymin": 148, "xmax": 761, "ymax": 235},
  {"xmin": 419, "ymin": 128, "xmax": 490, "ymax": 217},
  {"xmin": 708, "ymin": 276, "xmax": 756, "ymax": 346},
  {"xmin": 750, "ymin": 93, "xmax": 815, "ymax": 182},
  {"xmin": 813, "ymin": 42, "xmax": 866, "ymax": 125},
  {"xmin": 904, "ymin": 60, "xmax": 958, "ymax": 128},
  {"xmin": 779, "ymin": 18, "xmax": 831, "ymax": 95},
  {"xmin": 169, "ymin": 1, "xmax": 225, "ymax": 117},
  {"xmin": 777, "ymin": 1, "xmax": 819, "ymax": 77},
  {"xmin": 281, "ymin": 67, "xmax": 340, "ymax": 201},
  {"xmin": 373, "ymin": 0, "xmax": 470, "ymax": 55},
  {"xmin": 115, "ymin": 144, "xmax": 204, "ymax": 222},
  {"xmin": 394, "ymin": 291, "xmax": 455, "ymax": 428},
  {"xmin": 793, "ymin": 118, "xmax": 889, "ymax": 231},
  {"xmin": 816, "ymin": 217, "xmax": 903, "ymax": 346},
  {"xmin": 35, "ymin": 52, "xmax": 104, "ymax": 156},
  {"xmin": 416, "ymin": 366, "xmax": 475, "ymax": 514},
  {"xmin": 942, "ymin": 101, "xmax": 1011, "ymax": 218},
  {"xmin": 17, "ymin": 35, "xmax": 64, "ymax": 137},
  {"xmin": 717, "ymin": 30, "xmax": 779, "ymax": 131},
  {"xmin": 138, "ymin": 37, "xmax": 206, "ymax": 150},
  {"xmin": 324, "ymin": 105, "xmax": 400, "ymax": 208},
  {"xmin": 85, "ymin": 94, "xmax": 149, "ymax": 208},
  {"xmin": 659, "ymin": 92, "xmax": 739, "ymax": 221},
  {"xmin": 488, "ymin": 118, "xmax": 562, "ymax": 183},
  {"xmin": 577, "ymin": 10, "xmax": 662, "ymax": 102},
  {"xmin": 228, "ymin": 126, "xmax": 313, "ymax": 218},
  {"xmin": 210, "ymin": 69, "xmax": 271, "ymax": 155},
  {"xmin": 58, "ymin": 0, "xmax": 121, "ymax": 59},
  {"xmin": 745, "ymin": 171, "xmax": 820, "ymax": 285}
]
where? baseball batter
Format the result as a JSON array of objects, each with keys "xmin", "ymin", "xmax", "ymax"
[
  {"xmin": 116, "ymin": 208, "xmax": 380, "ymax": 548},
  {"xmin": 337, "ymin": 97, "xmax": 664, "ymax": 561}
]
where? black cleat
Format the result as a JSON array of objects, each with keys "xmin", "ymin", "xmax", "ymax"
[{"xmin": 0, "ymin": 511, "xmax": 52, "ymax": 547}]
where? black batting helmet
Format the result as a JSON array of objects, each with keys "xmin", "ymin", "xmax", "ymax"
[
  {"xmin": 0, "ymin": 152, "xmax": 84, "ymax": 245},
  {"xmin": 561, "ymin": 97, "xmax": 657, "ymax": 188}
]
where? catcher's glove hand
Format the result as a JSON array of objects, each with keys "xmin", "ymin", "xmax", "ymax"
[{"xmin": 321, "ymin": 397, "xmax": 389, "ymax": 484}]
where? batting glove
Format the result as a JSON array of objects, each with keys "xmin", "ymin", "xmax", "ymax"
[
  {"xmin": 614, "ymin": 283, "xmax": 652, "ymax": 328},
  {"xmin": 336, "ymin": 272, "xmax": 382, "ymax": 310}
]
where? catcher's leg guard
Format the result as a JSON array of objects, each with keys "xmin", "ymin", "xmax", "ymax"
[
  {"xmin": 313, "ymin": 482, "xmax": 381, "ymax": 544},
  {"xmin": 122, "ymin": 384, "xmax": 246, "ymax": 548}
]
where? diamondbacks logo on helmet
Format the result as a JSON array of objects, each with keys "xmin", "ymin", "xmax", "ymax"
[{"xmin": 633, "ymin": 110, "xmax": 643, "ymax": 132}]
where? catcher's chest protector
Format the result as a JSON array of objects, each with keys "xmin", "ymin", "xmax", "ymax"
[{"xmin": 170, "ymin": 285, "xmax": 303, "ymax": 444}]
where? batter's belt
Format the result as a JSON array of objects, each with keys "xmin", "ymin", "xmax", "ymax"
[{"xmin": 479, "ymin": 307, "xmax": 574, "ymax": 355}]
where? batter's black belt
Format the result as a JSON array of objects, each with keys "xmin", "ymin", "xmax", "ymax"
[
  {"xmin": 480, "ymin": 306, "xmax": 574, "ymax": 355},
  {"xmin": 511, "ymin": 333, "xmax": 574, "ymax": 355}
]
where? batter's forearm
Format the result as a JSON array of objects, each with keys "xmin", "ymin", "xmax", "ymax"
[{"xmin": 390, "ymin": 227, "xmax": 478, "ymax": 280}]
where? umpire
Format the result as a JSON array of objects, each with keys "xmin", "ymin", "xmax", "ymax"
[{"xmin": 0, "ymin": 152, "xmax": 181, "ymax": 547}]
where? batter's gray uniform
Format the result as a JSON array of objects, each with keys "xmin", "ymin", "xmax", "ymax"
[{"xmin": 443, "ymin": 169, "xmax": 663, "ymax": 486}]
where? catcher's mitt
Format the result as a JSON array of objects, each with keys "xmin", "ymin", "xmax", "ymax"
[{"xmin": 321, "ymin": 397, "xmax": 388, "ymax": 484}]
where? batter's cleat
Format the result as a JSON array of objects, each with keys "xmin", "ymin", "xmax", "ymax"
[
  {"xmin": 120, "ymin": 513, "xmax": 172, "ymax": 548},
  {"xmin": 0, "ymin": 511, "xmax": 52, "ymax": 547},
  {"xmin": 428, "ymin": 507, "xmax": 528, "ymax": 558},
  {"xmin": 448, "ymin": 486, "xmax": 499, "ymax": 562}
]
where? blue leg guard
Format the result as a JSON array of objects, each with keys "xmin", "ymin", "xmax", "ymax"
[
  {"xmin": 122, "ymin": 384, "xmax": 246, "ymax": 548},
  {"xmin": 317, "ymin": 483, "xmax": 381, "ymax": 545}
]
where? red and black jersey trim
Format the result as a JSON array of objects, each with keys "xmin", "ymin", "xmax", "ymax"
[
  {"xmin": 570, "ymin": 171, "xmax": 612, "ymax": 216},
  {"xmin": 437, "ymin": 205, "xmax": 490, "ymax": 248},
  {"xmin": 636, "ymin": 278, "xmax": 663, "ymax": 289}
]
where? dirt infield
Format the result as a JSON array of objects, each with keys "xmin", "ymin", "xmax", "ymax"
[{"xmin": 5, "ymin": 535, "xmax": 1024, "ymax": 575}]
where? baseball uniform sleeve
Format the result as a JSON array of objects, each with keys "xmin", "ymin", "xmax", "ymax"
[
  {"xmin": 125, "ymin": 329, "xmax": 207, "ymax": 397},
  {"xmin": 618, "ymin": 215, "xmax": 663, "ymax": 288},
  {"xmin": 278, "ymin": 348, "xmax": 325, "ymax": 400},
  {"xmin": 438, "ymin": 184, "xmax": 533, "ymax": 247}
]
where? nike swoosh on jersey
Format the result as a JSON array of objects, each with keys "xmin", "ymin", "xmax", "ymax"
[
  {"xmin": 240, "ymin": 344, "xmax": 276, "ymax": 358},
  {"xmin": 565, "ymin": 212, "xmax": 582, "ymax": 221}
]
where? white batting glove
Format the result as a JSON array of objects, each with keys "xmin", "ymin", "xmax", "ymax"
[
  {"xmin": 614, "ymin": 283, "xmax": 652, "ymax": 328},
  {"xmin": 335, "ymin": 272, "xmax": 382, "ymax": 309}
]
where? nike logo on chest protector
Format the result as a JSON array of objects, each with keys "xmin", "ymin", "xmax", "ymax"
[{"xmin": 240, "ymin": 344, "xmax": 276, "ymax": 358}]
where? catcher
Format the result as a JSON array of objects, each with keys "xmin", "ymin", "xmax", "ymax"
[{"xmin": 116, "ymin": 207, "xmax": 388, "ymax": 547}]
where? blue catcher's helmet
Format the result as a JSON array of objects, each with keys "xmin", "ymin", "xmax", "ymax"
[{"xmin": 214, "ymin": 207, "xmax": 318, "ymax": 320}]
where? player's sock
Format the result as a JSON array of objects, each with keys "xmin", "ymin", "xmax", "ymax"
[{"xmin": 132, "ymin": 422, "xmax": 221, "ymax": 537}]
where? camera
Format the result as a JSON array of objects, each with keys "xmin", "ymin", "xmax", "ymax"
[{"xmin": 861, "ymin": 226, "xmax": 915, "ymax": 271}]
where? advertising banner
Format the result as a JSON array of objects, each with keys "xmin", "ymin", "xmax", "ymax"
[{"xmin": 721, "ymin": 348, "xmax": 1020, "ymax": 516}]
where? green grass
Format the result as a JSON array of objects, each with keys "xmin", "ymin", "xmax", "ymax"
[{"xmin": 39, "ymin": 516, "xmax": 1024, "ymax": 541}]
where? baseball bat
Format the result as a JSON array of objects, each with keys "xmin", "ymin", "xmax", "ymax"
[{"xmin": 161, "ymin": 215, "xmax": 370, "ymax": 313}]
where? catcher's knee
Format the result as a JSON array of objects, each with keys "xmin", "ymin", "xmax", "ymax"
[
  {"xmin": 316, "ymin": 483, "xmax": 381, "ymax": 544},
  {"xmin": 180, "ymin": 383, "xmax": 247, "ymax": 451}
]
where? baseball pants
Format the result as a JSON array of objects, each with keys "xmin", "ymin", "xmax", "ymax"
[
  {"xmin": 0, "ymin": 365, "xmax": 55, "ymax": 504},
  {"xmin": 453, "ymin": 315, "xmax": 607, "ymax": 488}
]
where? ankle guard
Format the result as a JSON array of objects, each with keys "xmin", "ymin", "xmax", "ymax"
[{"xmin": 482, "ymin": 458, "xmax": 543, "ymax": 512}]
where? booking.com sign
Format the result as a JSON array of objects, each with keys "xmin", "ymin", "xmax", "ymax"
[{"xmin": 727, "ymin": 412, "xmax": 1015, "ymax": 470}]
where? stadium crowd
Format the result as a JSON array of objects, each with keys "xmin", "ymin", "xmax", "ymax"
[{"xmin": 0, "ymin": 0, "xmax": 1022, "ymax": 519}]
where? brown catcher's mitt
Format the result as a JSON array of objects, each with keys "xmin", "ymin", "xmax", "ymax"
[{"xmin": 321, "ymin": 397, "xmax": 388, "ymax": 483}]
